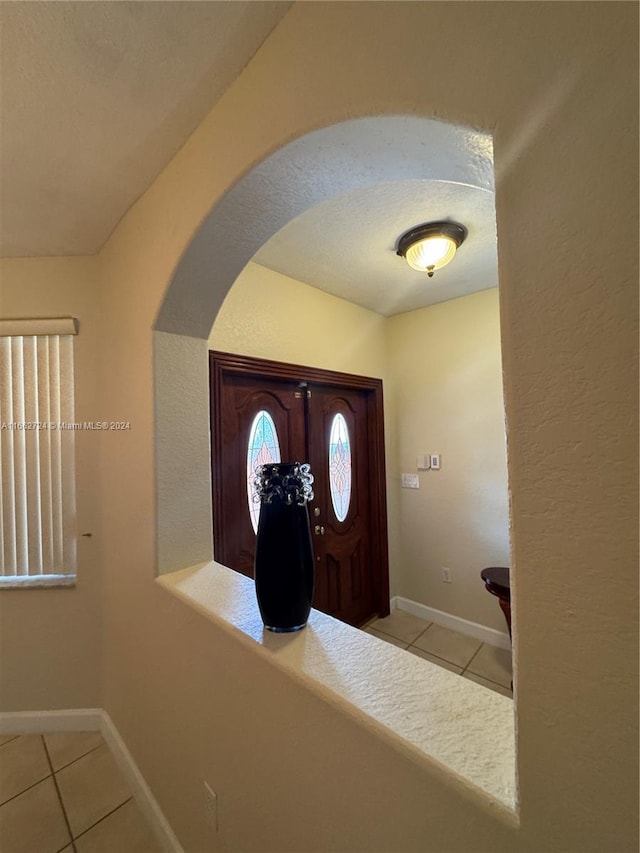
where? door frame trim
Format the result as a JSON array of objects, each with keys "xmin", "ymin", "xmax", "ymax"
[{"xmin": 209, "ymin": 350, "xmax": 391, "ymax": 619}]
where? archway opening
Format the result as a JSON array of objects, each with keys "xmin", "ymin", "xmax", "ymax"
[{"xmin": 153, "ymin": 115, "xmax": 502, "ymax": 583}]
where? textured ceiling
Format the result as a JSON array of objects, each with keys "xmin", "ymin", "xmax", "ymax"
[
  {"xmin": 0, "ymin": 1, "xmax": 290, "ymax": 257},
  {"xmin": 254, "ymin": 180, "xmax": 498, "ymax": 316},
  {"xmin": 1, "ymin": 7, "xmax": 498, "ymax": 316},
  {"xmin": 159, "ymin": 116, "xmax": 497, "ymax": 335}
]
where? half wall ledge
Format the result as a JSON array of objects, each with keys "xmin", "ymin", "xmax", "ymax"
[{"xmin": 156, "ymin": 561, "xmax": 518, "ymax": 820}]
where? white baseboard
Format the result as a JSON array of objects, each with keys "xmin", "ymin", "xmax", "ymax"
[
  {"xmin": 390, "ymin": 595, "xmax": 511, "ymax": 650},
  {"xmin": 0, "ymin": 708, "xmax": 103, "ymax": 734},
  {"xmin": 101, "ymin": 711, "xmax": 183, "ymax": 853},
  {"xmin": 0, "ymin": 708, "xmax": 182, "ymax": 853}
]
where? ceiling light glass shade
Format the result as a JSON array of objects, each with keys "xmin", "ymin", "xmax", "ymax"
[
  {"xmin": 404, "ymin": 236, "xmax": 457, "ymax": 272},
  {"xmin": 397, "ymin": 221, "xmax": 467, "ymax": 276}
]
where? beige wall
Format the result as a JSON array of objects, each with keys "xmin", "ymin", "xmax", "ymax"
[
  {"xmin": 0, "ymin": 257, "xmax": 102, "ymax": 710},
  {"xmin": 96, "ymin": 3, "xmax": 637, "ymax": 850},
  {"xmin": 1, "ymin": 3, "xmax": 633, "ymax": 852},
  {"xmin": 209, "ymin": 261, "xmax": 388, "ymax": 378},
  {"xmin": 388, "ymin": 288, "xmax": 509, "ymax": 630}
]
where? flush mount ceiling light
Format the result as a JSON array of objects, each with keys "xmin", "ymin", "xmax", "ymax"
[{"xmin": 396, "ymin": 221, "xmax": 468, "ymax": 277}]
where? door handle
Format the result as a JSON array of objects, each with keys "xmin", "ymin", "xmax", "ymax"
[{"xmin": 314, "ymin": 525, "xmax": 325, "ymax": 535}]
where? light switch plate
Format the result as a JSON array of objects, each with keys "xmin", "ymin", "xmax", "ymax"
[
  {"xmin": 429, "ymin": 454, "xmax": 441, "ymax": 470},
  {"xmin": 401, "ymin": 473, "xmax": 420, "ymax": 489}
]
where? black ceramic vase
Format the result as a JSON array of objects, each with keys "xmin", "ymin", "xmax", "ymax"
[{"xmin": 253, "ymin": 462, "xmax": 315, "ymax": 633}]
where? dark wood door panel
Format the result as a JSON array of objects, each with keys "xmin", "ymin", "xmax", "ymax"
[
  {"xmin": 210, "ymin": 351, "xmax": 390, "ymax": 625},
  {"xmin": 213, "ymin": 372, "xmax": 305, "ymax": 576},
  {"xmin": 308, "ymin": 384, "xmax": 373, "ymax": 624}
]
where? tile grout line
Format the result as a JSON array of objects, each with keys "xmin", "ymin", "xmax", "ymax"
[
  {"xmin": 411, "ymin": 622, "xmax": 434, "ymax": 645},
  {"xmin": 370, "ymin": 627, "xmax": 411, "ymax": 643},
  {"xmin": 71, "ymin": 795, "xmax": 135, "ymax": 844},
  {"xmin": 408, "ymin": 625, "xmax": 477, "ymax": 671},
  {"xmin": 0, "ymin": 736, "xmax": 20, "ymax": 748},
  {"xmin": 0, "ymin": 769, "xmax": 53, "ymax": 808},
  {"xmin": 41, "ymin": 735, "xmax": 78, "ymax": 853},
  {"xmin": 54, "ymin": 742, "xmax": 104, "ymax": 774},
  {"xmin": 373, "ymin": 621, "xmax": 433, "ymax": 646},
  {"xmin": 407, "ymin": 644, "xmax": 464, "ymax": 669},
  {"xmin": 461, "ymin": 642, "xmax": 485, "ymax": 676},
  {"xmin": 406, "ymin": 639, "xmax": 512, "ymax": 694},
  {"xmin": 461, "ymin": 643, "xmax": 514, "ymax": 690},
  {"xmin": 464, "ymin": 672, "xmax": 513, "ymax": 691}
]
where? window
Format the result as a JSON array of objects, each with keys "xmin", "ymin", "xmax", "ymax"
[
  {"xmin": 246, "ymin": 410, "xmax": 281, "ymax": 534},
  {"xmin": 328, "ymin": 412, "xmax": 351, "ymax": 522},
  {"xmin": 0, "ymin": 318, "xmax": 78, "ymax": 587}
]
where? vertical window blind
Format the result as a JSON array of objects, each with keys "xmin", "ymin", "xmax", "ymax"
[{"xmin": 0, "ymin": 318, "xmax": 78, "ymax": 587}]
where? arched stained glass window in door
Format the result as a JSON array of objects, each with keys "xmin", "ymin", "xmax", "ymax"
[
  {"xmin": 328, "ymin": 413, "xmax": 351, "ymax": 522},
  {"xmin": 246, "ymin": 410, "xmax": 281, "ymax": 534}
]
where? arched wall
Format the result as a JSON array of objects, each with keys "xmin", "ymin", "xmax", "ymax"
[
  {"xmin": 153, "ymin": 116, "xmax": 495, "ymax": 573},
  {"xmin": 96, "ymin": 4, "xmax": 638, "ymax": 851},
  {"xmin": 155, "ymin": 116, "xmax": 494, "ymax": 338}
]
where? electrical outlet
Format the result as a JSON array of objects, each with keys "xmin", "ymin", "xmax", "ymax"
[
  {"xmin": 441, "ymin": 567, "xmax": 452, "ymax": 583},
  {"xmin": 204, "ymin": 781, "xmax": 218, "ymax": 832}
]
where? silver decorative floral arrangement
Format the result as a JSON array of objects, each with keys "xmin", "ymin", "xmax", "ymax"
[{"xmin": 253, "ymin": 462, "xmax": 314, "ymax": 506}]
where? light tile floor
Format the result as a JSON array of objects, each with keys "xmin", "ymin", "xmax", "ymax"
[
  {"xmin": 364, "ymin": 609, "xmax": 513, "ymax": 698},
  {"xmin": 0, "ymin": 732, "xmax": 163, "ymax": 853}
]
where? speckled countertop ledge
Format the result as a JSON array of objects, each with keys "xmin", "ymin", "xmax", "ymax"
[{"xmin": 157, "ymin": 561, "xmax": 518, "ymax": 820}]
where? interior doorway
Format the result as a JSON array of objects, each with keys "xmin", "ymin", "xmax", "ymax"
[{"xmin": 209, "ymin": 351, "xmax": 390, "ymax": 626}]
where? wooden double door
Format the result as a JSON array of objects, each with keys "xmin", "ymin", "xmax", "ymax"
[{"xmin": 209, "ymin": 352, "xmax": 390, "ymax": 627}]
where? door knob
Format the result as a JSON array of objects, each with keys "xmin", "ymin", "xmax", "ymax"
[
  {"xmin": 313, "ymin": 507, "xmax": 321, "ymax": 517},
  {"xmin": 314, "ymin": 525, "xmax": 325, "ymax": 535}
]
